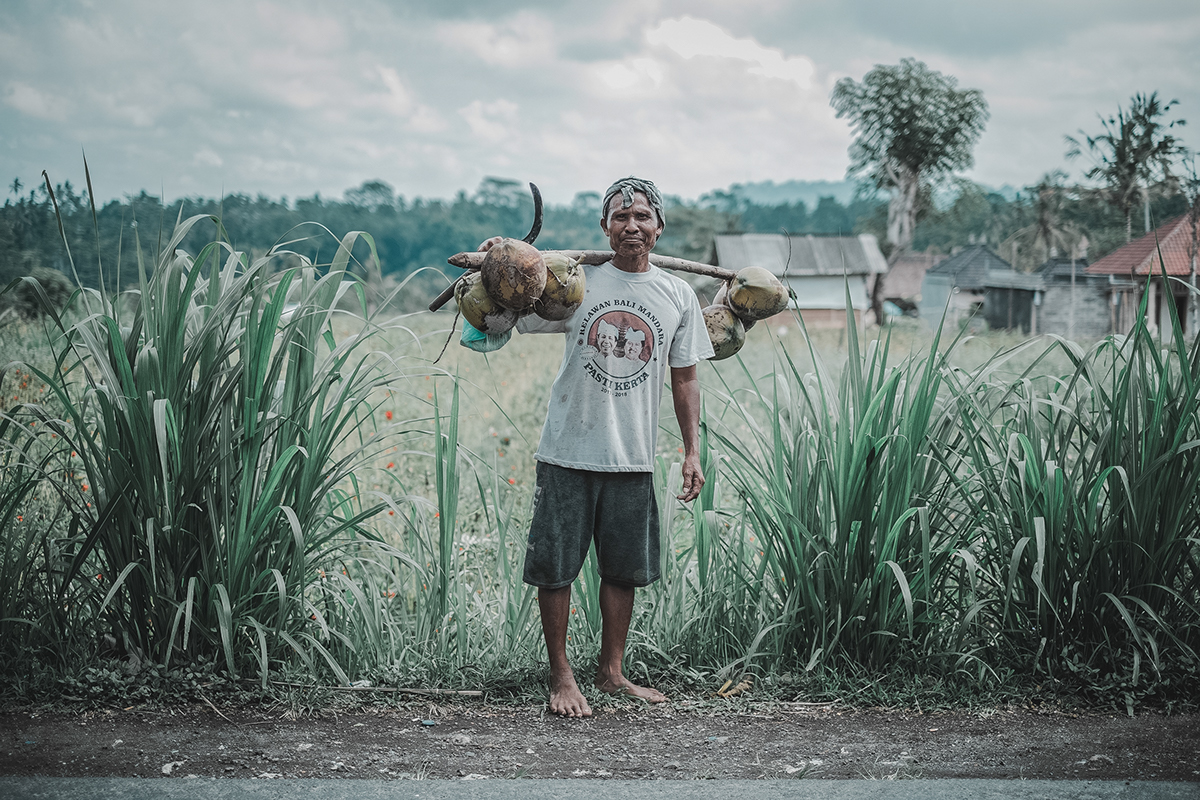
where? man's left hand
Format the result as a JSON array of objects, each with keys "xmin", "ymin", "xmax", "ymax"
[{"xmin": 678, "ymin": 451, "xmax": 704, "ymax": 502}]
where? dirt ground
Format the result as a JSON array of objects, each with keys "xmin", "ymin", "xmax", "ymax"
[{"xmin": 3, "ymin": 699, "xmax": 1199, "ymax": 782}]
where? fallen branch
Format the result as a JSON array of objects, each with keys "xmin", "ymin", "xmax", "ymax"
[
  {"xmin": 267, "ymin": 679, "xmax": 483, "ymax": 698},
  {"xmin": 198, "ymin": 691, "xmax": 238, "ymax": 725}
]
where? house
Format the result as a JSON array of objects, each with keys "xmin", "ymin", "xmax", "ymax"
[
  {"xmin": 1086, "ymin": 215, "xmax": 1199, "ymax": 337},
  {"xmin": 1036, "ymin": 257, "xmax": 1110, "ymax": 340},
  {"xmin": 713, "ymin": 233, "xmax": 887, "ymax": 328},
  {"xmin": 982, "ymin": 269, "xmax": 1044, "ymax": 334},
  {"xmin": 880, "ymin": 251, "xmax": 947, "ymax": 316},
  {"xmin": 978, "ymin": 257, "xmax": 1109, "ymax": 338},
  {"xmin": 919, "ymin": 245, "xmax": 1013, "ymax": 329}
]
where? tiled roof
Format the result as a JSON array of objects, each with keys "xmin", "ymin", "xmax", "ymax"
[
  {"xmin": 714, "ymin": 234, "xmax": 888, "ymax": 276},
  {"xmin": 926, "ymin": 245, "xmax": 1013, "ymax": 290},
  {"xmin": 1087, "ymin": 215, "xmax": 1198, "ymax": 276}
]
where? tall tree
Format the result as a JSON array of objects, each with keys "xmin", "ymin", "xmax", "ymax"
[
  {"xmin": 1065, "ymin": 92, "xmax": 1187, "ymax": 242},
  {"xmin": 831, "ymin": 58, "xmax": 988, "ymax": 322}
]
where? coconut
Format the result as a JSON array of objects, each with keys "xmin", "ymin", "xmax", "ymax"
[
  {"xmin": 713, "ymin": 282, "xmax": 754, "ymax": 330},
  {"xmin": 727, "ymin": 266, "xmax": 789, "ymax": 321},
  {"xmin": 481, "ymin": 238, "xmax": 547, "ymax": 311},
  {"xmin": 533, "ymin": 253, "xmax": 585, "ymax": 321},
  {"xmin": 455, "ymin": 271, "xmax": 520, "ymax": 334},
  {"xmin": 702, "ymin": 304, "xmax": 746, "ymax": 361}
]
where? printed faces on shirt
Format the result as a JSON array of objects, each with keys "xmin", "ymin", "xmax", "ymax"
[{"xmin": 576, "ymin": 302, "xmax": 665, "ymax": 394}]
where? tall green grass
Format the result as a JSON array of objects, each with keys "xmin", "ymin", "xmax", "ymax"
[
  {"xmin": 1, "ymin": 177, "xmax": 427, "ymax": 683},
  {"xmin": 956, "ymin": 288, "xmax": 1200, "ymax": 681},
  {"xmin": 702, "ymin": 307, "xmax": 968, "ymax": 672},
  {"xmin": 2, "ymin": 188, "xmax": 1197, "ymax": 699}
]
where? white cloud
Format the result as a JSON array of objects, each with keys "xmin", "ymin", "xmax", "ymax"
[
  {"xmin": 193, "ymin": 148, "xmax": 223, "ymax": 168},
  {"xmin": 5, "ymin": 82, "xmax": 67, "ymax": 121},
  {"xmin": 595, "ymin": 58, "xmax": 665, "ymax": 93},
  {"xmin": 458, "ymin": 99, "xmax": 520, "ymax": 143},
  {"xmin": 646, "ymin": 16, "xmax": 816, "ymax": 90},
  {"xmin": 376, "ymin": 66, "xmax": 415, "ymax": 116},
  {"xmin": 438, "ymin": 11, "xmax": 558, "ymax": 68},
  {"xmin": 1, "ymin": 1, "xmax": 1196, "ymax": 205}
]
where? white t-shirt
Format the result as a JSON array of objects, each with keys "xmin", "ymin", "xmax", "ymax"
[{"xmin": 517, "ymin": 261, "xmax": 715, "ymax": 472}]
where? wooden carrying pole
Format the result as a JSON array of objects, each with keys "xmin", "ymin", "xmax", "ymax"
[{"xmin": 428, "ymin": 251, "xmax": 734, "ymax": 312}]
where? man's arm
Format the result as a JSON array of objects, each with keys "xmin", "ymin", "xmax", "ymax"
[{"xmin": 670, "ymin": 364, "xmax": 704, "ymax": 502}]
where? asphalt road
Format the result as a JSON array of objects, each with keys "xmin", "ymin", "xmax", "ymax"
[{"xmin": 1, "ymin": 778, "xmax": 1197, "ymax": 799}]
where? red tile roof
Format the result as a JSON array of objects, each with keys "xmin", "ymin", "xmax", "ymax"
[{"xmin": 1087, "ymin": 215, "xmax": 1199, "ymax": 276}]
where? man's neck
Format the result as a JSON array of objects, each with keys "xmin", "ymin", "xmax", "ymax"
[{"xmin": 611, "ymin": 253, "xmax": 652, "ymax": 273}]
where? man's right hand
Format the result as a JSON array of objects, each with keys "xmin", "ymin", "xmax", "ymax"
[{"xmin": 478, "ymin": 236, "xmax": 503, "ymax": 253}]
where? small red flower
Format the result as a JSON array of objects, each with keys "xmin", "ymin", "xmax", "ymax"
[
  {"xmin": 508, "ymin": 478, "xmax": 515, "ymax": 485},
  {"xmin": 386, "ymin": 462, "xmax": 394, "ymax": 469},
  {"xmin": 385, "ymin": 410, "xmax": 393, "ymax": 421}
]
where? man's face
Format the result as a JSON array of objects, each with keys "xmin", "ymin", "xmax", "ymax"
[
  {"xmin": 601, "ymin": 192, "xmax": 663, "ymax": 258},
  {"xmin": 596, "ymin": 328, "xmax": 616, "ymax": 355}
]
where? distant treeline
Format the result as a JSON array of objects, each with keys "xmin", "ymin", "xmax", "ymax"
[{"xmin": 1, "ymin": 175, "xmax": 1190, "ymax": 302}]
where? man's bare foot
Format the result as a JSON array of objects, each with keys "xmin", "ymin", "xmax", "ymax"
[
  {"xmin": 549, "ymin": 668, "xmax": 592, "ymax": 717},
  {"xmin": 595, "ymin": 671, "xmax": 667, "ymax": 703}
]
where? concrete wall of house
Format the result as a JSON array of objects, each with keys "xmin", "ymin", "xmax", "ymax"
[
  {"xmin": 920, "ymin": 276, "xmax": 953, "ymax": 328},
  {"xmin": 920, "ymin": 275, "xmax": 984, "ymax": 330},
  {"xmin": 1038, "ymin": 283, "xmax": 1111, "ymax": 340}
]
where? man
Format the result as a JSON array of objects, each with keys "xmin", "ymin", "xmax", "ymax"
[{"xmin": 478, "ymin": 176, "xmax": 713, "ymax": 717}]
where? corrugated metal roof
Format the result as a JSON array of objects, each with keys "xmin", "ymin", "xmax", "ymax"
[
  {"xmin": 1086, "ymin": 215, "xmax": 1197, "ymax": 276},
  {"xmin": 926, "ymin": 246, "xmax": 1013, "ymax": 290},
  {"xmin": 714, "ymin": 234, "xmax": 887, "ymax": 276}
]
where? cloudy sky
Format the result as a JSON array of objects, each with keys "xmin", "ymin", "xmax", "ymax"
[{"xmin": 2, "ymin": 0, "xmax": 1198, "ymax": 205}]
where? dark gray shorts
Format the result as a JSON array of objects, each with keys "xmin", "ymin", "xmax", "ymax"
[{"xmin": 523, "ymin": 461, "xmax": 661, "ymax": 589}]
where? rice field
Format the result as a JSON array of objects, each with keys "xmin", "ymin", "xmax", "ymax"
[{"xmin": 1, "ymin": 217, "xmax": 1198, "ymax": 705}]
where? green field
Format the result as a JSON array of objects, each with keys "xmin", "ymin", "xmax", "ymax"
[{"xmin": 2, "ymin": 220, "xmax": 1198, "ymax": 710}]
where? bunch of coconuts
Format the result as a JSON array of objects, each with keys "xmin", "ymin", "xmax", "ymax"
[
  {"xmin": 702, "ymin": 266, "xmax": 791, "ymax": 359},
  {"xmin": 454, "ymin": 237, "xmax": 789, "ymax": 361},
  {"xmin": 455, "ymin": 238, "xmax": 586, "ymax": 333}
]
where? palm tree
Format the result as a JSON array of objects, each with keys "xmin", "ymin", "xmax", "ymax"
[
  {"xmin": 1002, "ymin": 171, "xmax": 1083, "ymax": 272},
  {"xmin": 1066, "ymin": 92, "xmax": 1187, "ymax": 242}
]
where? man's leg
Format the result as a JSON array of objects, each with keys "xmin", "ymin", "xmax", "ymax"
[
  {"xmin": 594, "ymin": 580, "xmax": 666, "ymax": 702},
  {"xmin": 538, "ymin": 585, "xmax": 592, "ymax": 717}
]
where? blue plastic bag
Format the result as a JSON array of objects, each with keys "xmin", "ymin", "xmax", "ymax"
[{"xmin": 460, "ymin": 319, "xmax": 512, "ymax": 353}]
